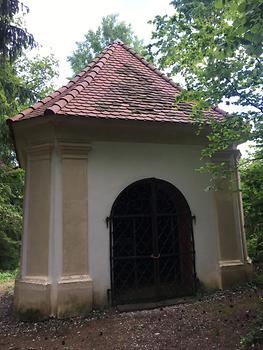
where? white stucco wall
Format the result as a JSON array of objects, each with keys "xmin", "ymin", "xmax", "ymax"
[{"xmin": 88, "ymin": 141, "xmax": 221, "ymax": 306}]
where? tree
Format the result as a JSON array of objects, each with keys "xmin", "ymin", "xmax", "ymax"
[
  {"xmin": 0, "ymin": 0, "xmax": 36, "ymax": 62},
  {"xmin": 241, "ymin": 156, "xmax": 263, "ymax": 262},
  {"xmin": 68, "ymin": 14, "xmax": 146, "ymax": 74},
  {"xmin": 0, "ymin": 163, "xmax": 23, "ymax": 270},
  {"xmin": 150, "ymin": 0, "xmax": 263, "ymax": 260},
  {"xmin": 150, "ymin": 0, "xmax": 262, "ymax": 170},
  {"xmin": 0, "ymin": 54, "xmax": 58, "ymax": 270},
  {"xmin": 0, "ymin": 0, "xmax": 59, "ymax": 165},
  {"xmin": 0, "ymin": 0, "xmax": 59, "ymax": 270},
  {"xmin": 0, "ymin": 54, "xmax": 59, "ymax": 164}
]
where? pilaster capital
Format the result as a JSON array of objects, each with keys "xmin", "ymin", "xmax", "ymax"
[
  {"xmin": 58, "ymin": 140, "xmax": 92, "ymax": 159},
  {"xmin": 26, "ymin": 143, "xmax": 53, "ymax": 161}
]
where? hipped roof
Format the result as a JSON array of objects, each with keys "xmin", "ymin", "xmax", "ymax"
[{"xmin": 9, "ymin": 40, "xmax": 224, "ymax": 124}]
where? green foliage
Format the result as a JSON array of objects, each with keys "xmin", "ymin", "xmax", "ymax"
[
  {"xmin": 0, "ymin": 1, "xmax": 59, "ymax": 270},
  {"xmin": 240, "ymin": 297, "xmax": 263, "ymax": 348},
  {"xmin": 0, "ymin": 62, "xmax": 21, "ymax": 164},
  {"xmin": 15, "ymin": 53, "xmax": 59, "ymax": 104},
  {"xmin": 241, "ymin": 325, "xmax": 263, "ymax": 348},
  {"xmin": 247, "ymin": 237, "xmax": 258, "ymax": 260},
  {"xmin": 248, "ymin": 272, "xmax": 263, "ymax": 287},
  {"xmin": 0, "ymin": 268, "xmax": 18, "ymax": 282},
  {"xmin": 150, "ymin": 0, "xmax": 262, "ymax": 262},
  {"xmin": 0, "ymin": 0, "xmax": 36, "ymax": 62},
  {"xmin": 0, "ymin": 54, "xmax": 58, "ymax": 163},
  {"xmin": 150, "ymin": 0, "xmax": 263, "ymax": 178},
  {"xmin": 0, "ymin": 164, "xmax": 23, "ymax": 270},
  {"xmin": 0, "ymin": 56, "xmax": 59, "ymax": 164},
  {"xmin": 240, "ymin": 155, "xmax": 263, "ymax": 262},
  {"xmin": 68, "ymin": 14, "xmax": 146, "ymax": 74}
]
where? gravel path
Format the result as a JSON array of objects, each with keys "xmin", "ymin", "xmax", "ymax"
[{"xmin": 0, "ymin": 282, "xmax": 262, "ymax": 350}]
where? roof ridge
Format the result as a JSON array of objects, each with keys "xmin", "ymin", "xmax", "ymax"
[
  {"xmin": 113, "ymin": 39, "xmax": 124, "ymax": 44},
  {"xmin": 45, "ymin": 43, "xmax": 120, "ymax": 115},
  {"xmin": 12, "ymin": 43, "xmax": 119, "ymax": 121},
  {"xmin": 118, "ymin": 42, "xmax": 182, "ymax": 93}
]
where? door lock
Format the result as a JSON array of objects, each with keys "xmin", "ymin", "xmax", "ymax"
[{"xmin": 151, "ymin": 253, "xmax": 160, "ymax": 259}]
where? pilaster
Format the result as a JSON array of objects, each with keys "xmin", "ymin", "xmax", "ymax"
[
  {"xmin": 57, "ymin": 141, "xmax": 93, "ymax": 317},
  {"xmin": 213, "ymin": 149, "xmax": 252, "ymax": 288},
  {"xmin": 14, "ymin": 140, "xmax": 93, "ymax": 318},
  {"xmin": 15, "ymin": 143, "xmax": 53, "ymax": 316}
]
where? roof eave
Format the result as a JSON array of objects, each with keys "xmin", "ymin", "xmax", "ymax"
[{"xmin": 6, "ymin": 118, "xmax": 22, "ymax": 167}]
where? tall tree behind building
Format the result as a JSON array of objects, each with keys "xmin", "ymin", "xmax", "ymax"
[
  {"xmin": 150, "ymin": 0, "xmax": 263, "ymax": 260},
  {"xmin": 68, "ymin": 14, "xmax": 146, "ymax": 74},
  {"xmin": 150, "ymin": 0, "xmax": 262, "ymax": 164},
  {"xmin": 0, "ymin": 0, "xmax": 59, "ymax": 270}
]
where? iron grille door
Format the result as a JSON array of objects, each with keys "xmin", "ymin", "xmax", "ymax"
[{"xmin": 110, "ymin": 178, "xmax": 196, "ymax": 305}]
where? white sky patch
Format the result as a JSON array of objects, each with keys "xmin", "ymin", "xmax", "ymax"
[
  {"xmin": 24, "ymin": 0, "xmax": 173, "ymax": 85},
  {"xmin": 217, "ymin": 102, "xmax": 258, "ymax": 156}
]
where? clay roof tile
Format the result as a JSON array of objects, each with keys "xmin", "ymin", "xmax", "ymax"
[{"xmin": 9, "ymin": 41, "xmax": 225, "ymax": 123}]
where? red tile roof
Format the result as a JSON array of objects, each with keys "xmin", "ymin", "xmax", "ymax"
[{"xmin": 10, "ymin": 40, "xmax": 225, "ymax": 124}]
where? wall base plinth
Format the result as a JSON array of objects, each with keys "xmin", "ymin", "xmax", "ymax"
[
  {"xmin": 14, "ymin": 275, "xmax": 93, "ymax": 319},
  {"xmin": 57, "ymin": 275, "xmax": 93, "ymax": 318},
  {"xmin": 14, "ymin": 277, "xmax": 51, "ymax": 318},
  {"xmin": 219, "ymin": 260, "xmax": 253, "ymax": 289}
]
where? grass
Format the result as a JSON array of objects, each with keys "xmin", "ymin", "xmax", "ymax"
[
  {"xmin": 239, "ymin": 273, "xmax": 263, "ymax": 348},
  {"xmin": 249, "ymin": 271, "xmax": 263, "ymax": 287},
  {"xmin": 240, "ymin": 297, "xmax": 263, "ymax": 348},
  {"xmin": 0, "ymin": 269, "xmax": 18, "ymax": 283}
]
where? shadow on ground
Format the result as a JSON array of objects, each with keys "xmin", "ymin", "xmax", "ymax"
[{"xmin": 0, "ymin": 281, "xmax": 262, "ymax": 350}]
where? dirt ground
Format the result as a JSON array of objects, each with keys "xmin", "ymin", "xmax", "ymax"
[{"xmin": 0, "ymin": 282, "xmax": 262, "ymax": 350}]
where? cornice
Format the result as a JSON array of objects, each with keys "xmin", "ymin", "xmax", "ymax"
[{"xmin": 58, "ymin": 140, "xmax": 92, "ymax": 159}]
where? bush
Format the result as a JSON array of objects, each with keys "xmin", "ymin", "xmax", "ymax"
[
  {"xmin": 241, "ymin": 297, "xmax": 263, "ymax": 348},
  {"xmin": 0, "ymin": 164, "xmax": 23, "ymax": 270},
  {"xmin": 247, "ymin": 237, "xmax": 263, "ymax": 263},
  {"xmin": 240, "ymin": 157, "xmax": 263, "ymax": 263},
  {"xmin": 0, "ymin": 269, "xmax": 18, "ymax": 283}
]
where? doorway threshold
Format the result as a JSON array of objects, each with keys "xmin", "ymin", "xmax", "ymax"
[{"xmin": 117, "ymin": 297, "xmax": 193, "ymax": 312}]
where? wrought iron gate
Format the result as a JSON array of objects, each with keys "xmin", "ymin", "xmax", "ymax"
[{"xmin": 109, "ymin": 178, "xmax": 196, "ymax": 305}]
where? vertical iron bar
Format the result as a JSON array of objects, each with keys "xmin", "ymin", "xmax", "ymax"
[
  {"xmin": 109, "ymin": 216, "xmax": 114, "ymax": 305},
  {"xmin": 171, "ymin": 216, "xmax": 177, "ymax": 281},
  {"xmin": 150, "ymin": 178, "xmax": 160, "ymax": 296},
  {"xmin": 133, "ymin": 217, "xmax": 138, "ymax": 290},
  {"xmin": 190, "ymin": 214, "xmax": 197, "ymax": 294}
]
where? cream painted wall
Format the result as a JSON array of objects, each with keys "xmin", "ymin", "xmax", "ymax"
[{"xmin": 88, "ymin": 141, "xmax": 221, "ymax": 306}]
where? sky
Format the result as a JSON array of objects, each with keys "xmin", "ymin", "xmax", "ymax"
[
  {"xmin": 23, "ymin": 0, "xmax": 251, "ymax": 155},
  {"xmin": 24, "ymin": 0, "xmax": 173, "ymax": 85}
]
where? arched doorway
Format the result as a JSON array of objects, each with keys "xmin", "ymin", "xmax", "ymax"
[{"xmin": 109, "ymin": 178, "xmax": 196, "ymax": 305}]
